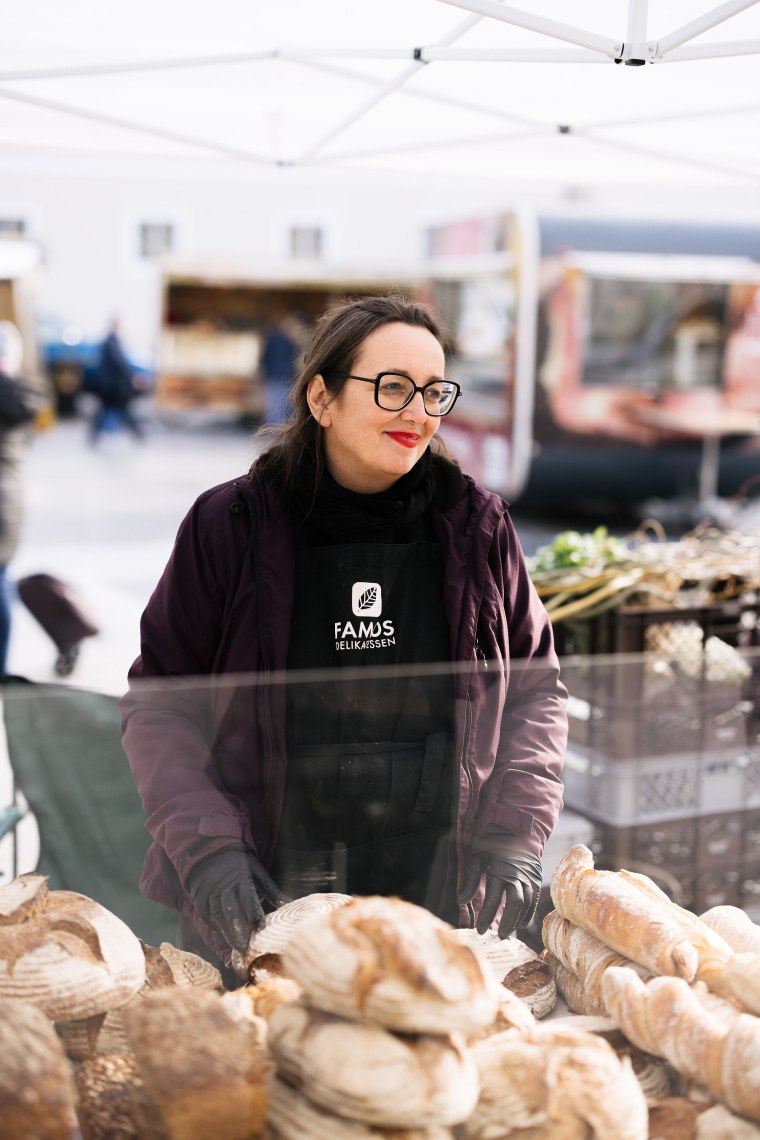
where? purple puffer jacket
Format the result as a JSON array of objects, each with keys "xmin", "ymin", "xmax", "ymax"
[{"xmin": 121, "ymin": 466, "xmax": 567, "ymax": 959}]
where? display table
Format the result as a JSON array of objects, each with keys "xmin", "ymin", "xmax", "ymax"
[{"xmin": 627, "ymin": 403, "xmax": 760, "ymax": 504}]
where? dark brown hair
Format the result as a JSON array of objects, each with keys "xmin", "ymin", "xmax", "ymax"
[{"xmin": 254, "ymin": 294, "xmax": 452, "ymax": 498}]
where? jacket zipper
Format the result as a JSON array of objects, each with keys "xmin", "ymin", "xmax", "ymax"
[{"xmin": 459, "ymin": 652, "xmax": 476, "ymax": 928}]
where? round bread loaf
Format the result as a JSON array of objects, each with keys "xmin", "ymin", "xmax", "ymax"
[
  {"xmin": 267, "ymin": 998, "xmax": 479, "ymax": 1129},
  {"xmin": 230, "ymin": 893, "xmax": 352, "ymax": 979},
  {"xmin": 0, "ymin": 997, "xmax": 78, "ymax": 1139},
  {"xmin": 281, "ymin": 895, "xmax": 500, "ymax": 1033},
  {"xmin": 0, "ymin": 873, "xmax": 145, "ymax": 1020},
  {"xmin": 267, "ymin": 1073, "xmax": 455, "ymax": 1139}
]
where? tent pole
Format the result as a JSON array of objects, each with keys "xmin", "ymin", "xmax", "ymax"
[
  {"xmin": 295, "ymin": 9, "xmax": 486, "ymax": 162},
  {"xmin": 626, "ymin": 0, "xmax": 648, "ymax": 46},
  {"xmin": 654, "ymin": 0, "xmax": 760, "ymax": 57},
  {"xmin": 437, "ymin": 0, "xmax": 619, "ymax": 57}
]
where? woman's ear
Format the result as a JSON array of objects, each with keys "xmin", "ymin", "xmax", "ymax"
[{"xmin": 306, "ymin": 374, "xmax": 332, "ymax": 426}]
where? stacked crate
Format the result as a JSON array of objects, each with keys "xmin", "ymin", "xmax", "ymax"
[{"xmin": 556, "ymin": 600, "xmax": 760, "ymax": 914}]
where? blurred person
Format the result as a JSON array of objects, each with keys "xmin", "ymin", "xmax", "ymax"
[
  {"xmin": 89, "ymin": 318, "xmax": 145, "ymax": 444},
  {"xmin": 260, "ymin": 309, "xmax": 309, "ymax": 425},
  {"xmin": 0, "ymin": 320, "xmax": 47, "ymax": 675},
  {"xmin": 121, "ymin": 295, "xmax": 567, "ymax": 983}
]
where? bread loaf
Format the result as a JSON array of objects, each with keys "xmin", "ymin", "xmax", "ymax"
[
  {"xmin": 0, "ymin": 997, "xmax": 78, "ymax": 1139},
  {"xmin": 551, "ymin": 846, "xmax": 734, "ymax": 988},
  {"xmin": 280, "ymin": 895, "xmax": 500, "ymax": 1034},
  {"xmin": 696, "ymin": 1103, "xmax": 760, "ymax": 1137},
  {"xmin": 122, "ymin": 987, "xmax": 271, "ymax": 1139},
  {"xmin": 265, "ymin": 1073, "xmax": 454, "ymax": 1139},
  {"xmin": 543, "ymin": 950, "xmax": 597, "ymax": 1016},
  {"xmin": 700, "ymin": 906, "xmax": 760, "ymax": 955},
  {"xmin": 462, "ymin": 1022, "xmax": 649, "ymax": 1139},
  {"xmin": 222, "ymin": 977, "xmax": 302, "ymax": 1023},
  {"xmin": 647, "ymin": 1096, "xmax": 706, "ymax": 1140},
  {"xmin": 231, "ymin": 893, "xmax": 352, "ymax": 980},
  {"xmin": 74, "ymin": 1053, "xmax": 142, "ymax": 1140},
  {"xmin": 266, "ymin": 998, "xmax": 479, "ymax": 1129},
  {"xmin": 600, "ymin": 966, "xmax": 760, "ymax": 1122},
  {"xmin": 542, "ymin": 909, "xmax": 653, "ymax": 1014},
  {"xmin": 57, "ymin": 940, "xmax": 223, "ymax": 1060},
  {"xmin": 0, "ymin": 873, "xmax": 145, "ymax": 1020},
  {"xmin": 501, "ymin": 957, "xmax": 556, "ymax": 1018}
]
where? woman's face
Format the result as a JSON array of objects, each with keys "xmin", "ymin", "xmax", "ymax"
[{"xmin": 308, "ymin": 321, "xmax": 445, "ymax": 494}]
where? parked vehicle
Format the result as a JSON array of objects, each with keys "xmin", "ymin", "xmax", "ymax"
[
  {"xmin": 154, "ymin": 261, "xmax": 421, "ymax": 422},
  {"xmin": 37, "ymin": 314, "xmax": 154, "ymax": 418},
  {"xmin": 423, "ymin": 209, "xmax": 760, "ymax": 510}
]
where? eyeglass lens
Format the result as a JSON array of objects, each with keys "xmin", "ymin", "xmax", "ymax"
[{"xmin": 377, "ymin": 373, "xmax": 457, "ymax": 414}]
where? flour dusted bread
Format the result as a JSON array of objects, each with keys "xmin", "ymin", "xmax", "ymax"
[
  {"xmin": 462, "ymin": 1021, "xmax": 649, "ymax": 1139},
  {"xmin": 222, "ymin": 976, "xmax": 302, "ymax": 1024},
  {"xmin": 696, "ymin": 1103, "xmax": 760, "ymax": 1137},
  {"xmin": 231, "ymin": 892, "xmax": 352, "ymax": 980},
  {"xmin": 700, "ymin": 905, "xmax": 760, "ymax": 955},
  {"xmin": 122, "ymin": 986, "xmax": 271, "ymax": 1139},
  {"xmin": 57, "ymin": 940, "xmax": 223, "ymax": 1059},
  {"xmin": 542, "ymin": 909, "xmax": 653, "ymax": 1015},
  {"xmin": 74, "ymin": 1053, "xmax": 142, "ymax": 1140},
  {"xmin": 266, "ymin": 1073, "xmax": 455, "ymax": 1139},
  {"xmin": 551, "ymin": 846, "xmax": 733, "ymax": 985},
  {"xmin": 601, "ymin": 966, "xmax": 760, "ymax": 1122},
  {"xmin": 280, "ymin": 895, "xmax": 500, "ymax": 1033},
  {"xmin": 0, "ymin": 873, "xmax": 145, "ymax": 1020},
  {"xmin": 0, "ymin": 997, "xmax": 78, "ymax": 1139},
  {"xmin": 267, "ymin": 997, "xmax": 478, "ymax": 1128}
]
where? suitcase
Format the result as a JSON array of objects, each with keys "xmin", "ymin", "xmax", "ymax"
[{"xmin": 16, "ymin": 573, "xmax": 100, "ymax": 676}]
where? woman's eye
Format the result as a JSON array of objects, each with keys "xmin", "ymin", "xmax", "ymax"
[{"xmin": 381, "ymin": 381, "xmax": 405, "ymax": 393}]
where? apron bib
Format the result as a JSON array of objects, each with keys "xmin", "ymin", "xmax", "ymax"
[{"xmin": 273, "ymin": 538, "xmax": 458, "ymax": 921}]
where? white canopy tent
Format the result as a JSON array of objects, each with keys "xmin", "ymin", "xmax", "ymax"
[{"xmin": 2, "ymin": 0, "xmax": 760, "ymax": 194}]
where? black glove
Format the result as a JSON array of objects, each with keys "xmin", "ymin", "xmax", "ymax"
[
  {"xmin": 458, "ymin": 830, "xmax": 542, "ymax": 939},
  {"xmin": 186, "ymin": 845, "xmax": 290, "ymax": 953}
]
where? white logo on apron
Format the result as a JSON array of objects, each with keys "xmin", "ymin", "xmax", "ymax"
[{"xmin": 352, "ymin": 581, "xmax": 382, "ymax": 617}]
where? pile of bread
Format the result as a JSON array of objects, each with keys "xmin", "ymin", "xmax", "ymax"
[
  {"xmin": 5, "ymin": 848, "xmax": 760, "ymax": 1138},
  {"xmin": 543, "ymin": 842, "xmax": 760, "ymax": 1137}
]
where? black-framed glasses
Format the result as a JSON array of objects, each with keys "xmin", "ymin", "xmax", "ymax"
[{"xmin": 344, "ymin": 372, "xmax": 461, "ymax": 416}]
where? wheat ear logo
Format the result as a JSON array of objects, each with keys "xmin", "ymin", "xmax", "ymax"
[{"xmin": 352, "ymin": 581, "xmax": 382, "ymax": 618}]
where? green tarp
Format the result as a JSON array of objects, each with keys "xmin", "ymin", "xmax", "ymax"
[{"xmin": 3, "ymin": 677, "xmax": 176, "ymax": 946}]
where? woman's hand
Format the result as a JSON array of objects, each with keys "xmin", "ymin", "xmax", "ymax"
[
  {"xmin": 458, "ymin": 833, "xmax": 542, "ymax": 939},
  {"xmin": 186, "ymin": 846, "xmax": 290, "ymax": 952}
]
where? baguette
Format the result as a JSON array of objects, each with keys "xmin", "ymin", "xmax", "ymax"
[
  {"xmin": 551, "ymin": 846, "xmax": 733, "ymax": 986},
  {"xmin": 542, "ymin": 909, "xmax": 652, "ymax": 1014},
  {"xmin": 700, "ymin": 906, "xmax": 760, "ymax": 955},
  {"xmin": 543, "ymin": 950, "xmax": 597, "ymax": 1016},
  {"xmin": 601, "ymin": 966, "xmax": 760, "ymax": 1122}
]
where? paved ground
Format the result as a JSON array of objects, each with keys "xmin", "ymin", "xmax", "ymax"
[{"xmin": 8, "ymin": 411, "xmax": 260, "ymax": 693}]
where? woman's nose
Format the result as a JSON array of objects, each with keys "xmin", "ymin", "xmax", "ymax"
[{"xmin": 401, "ymin": 390, "xmax": 429, "ymax": 419}]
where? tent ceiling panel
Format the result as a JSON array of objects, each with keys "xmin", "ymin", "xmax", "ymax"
[{"xmin": 1, "ymin": 1, "xmax": 760, "ymax": 189}]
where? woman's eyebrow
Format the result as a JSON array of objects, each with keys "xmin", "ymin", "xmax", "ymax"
[{"xmin": 383, "ymin": 368, "xmax": 446, "ymax": 382}]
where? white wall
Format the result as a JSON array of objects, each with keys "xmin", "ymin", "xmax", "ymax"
[{"xmin": 3, "ymin": 150, "xmax": 760, "ymax": 360}]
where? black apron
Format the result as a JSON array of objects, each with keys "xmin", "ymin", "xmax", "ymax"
[{"xmin": 272, "ymin": 537, "xmax": 458, "ymax": 922}]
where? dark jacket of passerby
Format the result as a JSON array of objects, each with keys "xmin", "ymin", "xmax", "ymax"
[
  {"xmin": 94, "ymin": 331, "xmax": 136, "ymax": 409},
  {"xmin": 121, "ymin": 463, "xmax": 567, "ymax": 964},
  {"xmin": 0, "ymin": 364, "xmax": 45, "ymax": 566}
]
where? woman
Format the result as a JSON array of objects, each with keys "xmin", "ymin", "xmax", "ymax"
[{"xmin": 121, "ymin": 295, "xmax": 567, "ymax": 979}]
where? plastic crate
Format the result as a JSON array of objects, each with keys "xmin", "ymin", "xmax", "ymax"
[
  {"xmin": 556, "ymin": 600, "xmax": 759, "ymax": 705},
  {"xmin": 566, "ymin": 684, "xmax": 750, "ymax": 760},
  {"xmin": 562, "ymin": 744, "xmax": 760, "ymax": 825},
  {"xmin": 595, "ymin": 811, "xmax": 744, "ymax": 875}
]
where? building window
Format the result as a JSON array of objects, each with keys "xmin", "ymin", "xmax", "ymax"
[
  {"xmin": 289, "ymin": 226, "xmax": 323, "ymax": 260},
  {"xmin": 139, "ymin": 222, "xmax": 174, "ymax": 259},
  {"xmin": 0, "ymin": 218, "xmax": 26, "ymax": 234}
]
